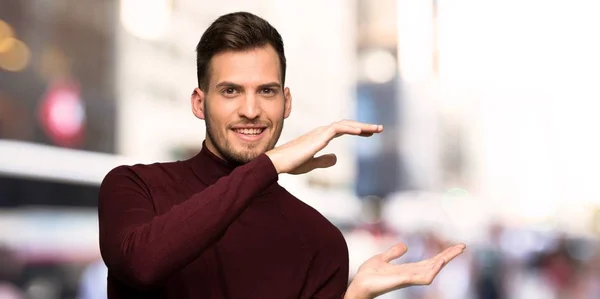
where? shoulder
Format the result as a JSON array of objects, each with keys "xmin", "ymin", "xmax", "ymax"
[
  {"xmin": 279, "ymin": 188, "xmax": 348, "ymax": 249},
  {"xmin": 101, "ymin": 160, "xmax": 187, "ymax": 192}
]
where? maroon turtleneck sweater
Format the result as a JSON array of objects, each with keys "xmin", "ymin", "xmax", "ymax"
[{"xmin": 98, "ymin": 143, "xmax": 349, "ymax": 298}]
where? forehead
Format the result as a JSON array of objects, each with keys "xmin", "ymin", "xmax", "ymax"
[{"xmin": 209, "ymin": 45, "xmax": 281, "ymax": 86}]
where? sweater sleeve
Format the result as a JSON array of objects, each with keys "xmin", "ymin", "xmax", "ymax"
[
  {"xmin": 311, "ymin": 245, "xmax": 350, "ymax": 299},
  {"xmin": 98, "ymin": 154, "xmax": 278, "ymax": 290}
]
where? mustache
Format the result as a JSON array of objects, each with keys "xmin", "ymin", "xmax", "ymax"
[{"xmin": 229, "ymin": 120, "xmax": 270, "ymax": 128}]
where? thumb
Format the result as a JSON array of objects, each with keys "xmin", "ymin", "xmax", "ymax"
[
  {"xmin": 381, "ymin": 243, "xmax": 408, "ymax": 263},
  {"xmin": 288, "ymin": 154, "xmax": 337, "ymax": 175},
  {"xmin": 311, "ymin": 153, "xmax": 337, "ymax": 169}
]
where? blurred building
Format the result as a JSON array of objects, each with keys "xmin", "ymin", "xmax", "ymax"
[{"xmin": 354, "ymin": 0, "xmax": 409, "ymax": 198}]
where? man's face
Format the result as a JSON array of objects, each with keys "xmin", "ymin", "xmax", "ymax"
[{"xmin": 191, "ymin": 45, "xmax": 291, "ymax": 165}]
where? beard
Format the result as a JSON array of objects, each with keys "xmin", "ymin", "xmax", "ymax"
[{"xmin": 204, "ymin": 104, "xmax": 284, "ymax": 165}]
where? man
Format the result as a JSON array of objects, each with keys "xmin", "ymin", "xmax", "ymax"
[{"xmin": 98, "ymin": 11, "xmax": 465, "ymax": 299}]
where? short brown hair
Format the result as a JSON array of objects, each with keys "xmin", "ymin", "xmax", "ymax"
[{"xmin": 195, "ymin": 12, "xmax": 286, "ymax": 91}]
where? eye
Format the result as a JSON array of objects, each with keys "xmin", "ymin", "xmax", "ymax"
[
  {"xmin": 260, "ymin": 88, "xmax": 276, "ymax": 95},
  {"xmin": 221, "ymin": 87, "xmax": 238, "ymax": 97}
]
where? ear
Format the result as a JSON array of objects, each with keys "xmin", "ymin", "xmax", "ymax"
[
  {"xmin": 191, "ymin": 87, "xmax": 206, "ymax": 119},
  {"xmin": 283, "ymin": 87, "xmax": 292, "ymax": 119}
]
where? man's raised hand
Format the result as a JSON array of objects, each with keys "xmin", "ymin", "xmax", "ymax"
[{"xmin": 265, "ymin": 120, "xmax": 383, "ymax": 175}]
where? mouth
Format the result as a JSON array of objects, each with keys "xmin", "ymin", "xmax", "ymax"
[{"xmin": 231, "ymin": 127, "xmax": 267, "ymax": 142}]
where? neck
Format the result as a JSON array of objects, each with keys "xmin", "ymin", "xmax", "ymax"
[{"xmin": 204, "ymin": 136, "xmax": 225, "ymax": 162}]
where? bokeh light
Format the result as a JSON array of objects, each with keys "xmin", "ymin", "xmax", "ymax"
[{"xmin": 0, "ymin": 37, "xmax": 31, "ymax": 72}]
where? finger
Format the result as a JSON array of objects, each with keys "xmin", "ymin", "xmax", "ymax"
[
  {"xmin": 432, "ymin": 244, "xmax": 465, "ymax": 262},
  {"xmin": 433, "ymin": 244, "xmax": 465, "ymax": 268},
  {"xmin": 338, "ymin": 120, "xmax": 384, "ymax": 132},
  {"xmin": 328, "ymin": 123, "xmax": 362, "ymax": 139},
  {"xmin": 330, "ymin": 122, "xmax": 383, "ymax": 137},
  {"xmin": 414, "ymin": 244, "xmax": 465, "ymax": 269},
  {"xmin": 309, "ymin": 153, "xmax": 337, "ymax": 169},
  {"xmin": 381, "ymin": 242, "xmax": 408, "ymax": 263},
  {"xmin": 288, "ymin": 154, "xmax": 337, "ymax": 175},
  {"xmin": 441, "ymin": 244, "xmax": 466, "ymax": 260},
  {"xmin": 428, "ymin": 257, "xmax": 449, "ymax": 282}
]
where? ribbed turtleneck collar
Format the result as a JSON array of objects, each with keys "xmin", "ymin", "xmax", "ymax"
[
  {"xmin": 188, "ymin": 141, "xmax": 241, "ymax": 186},
  {"xmin": 186, "ymin": 140, "xmax": 280, "ymax": 196}
]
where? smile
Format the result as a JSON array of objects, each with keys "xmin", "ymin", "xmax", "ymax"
[
  {"xmin": 232, "ymin": 128, "xmax": 265, "ymax": 135},
  {"xmin": 231, "ymin": 127, "xmax": 267, "ymax": 142}
]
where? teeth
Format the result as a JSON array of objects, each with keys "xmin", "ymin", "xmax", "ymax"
[{"xmin": 234, "ymin": 128, "xmax": 264, "ymax": 135}]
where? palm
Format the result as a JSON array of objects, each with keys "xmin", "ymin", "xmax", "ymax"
[
  {"xmin": 347, "ymin": 242, "xmax": 466, "ymax": 299},
  {"xmin": 266, "ymin": 120, "xmax": 383, "ymax": 175}
]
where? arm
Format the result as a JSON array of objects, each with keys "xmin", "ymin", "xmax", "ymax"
[
  {"xmin": 99, "ymin": 119, "xmax": 383, "ymax": 290},
  {"xmin": 302, "ymin": 232, "xmax": 350, "ymax": 299},
  {"xmin": 98, "ymin": 153, "xmax": 277, "ymax": 290},
  {"xmin": 311, "ymin": 264, "xmax": 350, "ymax": 299},
  {"xmin": 267, "ymin": 120, "xmax": 465, "ymax": 299}
]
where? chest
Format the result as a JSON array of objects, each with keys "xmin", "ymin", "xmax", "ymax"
[
  {"xmin": 152, "ymin": 182, "xmax": 345, "ymax": 298},
  {"xmin": 164, "ymin": 194, "xmax": 317, "ymax": 298}
]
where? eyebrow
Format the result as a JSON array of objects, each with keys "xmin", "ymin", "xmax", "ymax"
[
  {"xmin": 214, "ymin": 81, "xmax": 282, "ymax": 90},
  {"xmin": 215, "ymin": 81, "xmax": 243, "ymax": 89},
  {"xmin": 257, "ymin": 82, "xmax": 282, "ymax": 89}
]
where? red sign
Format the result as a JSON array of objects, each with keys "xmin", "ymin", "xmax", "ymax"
[{"xmin": 38, "ymin": 80, "xmax": 86, "ymax": 147}]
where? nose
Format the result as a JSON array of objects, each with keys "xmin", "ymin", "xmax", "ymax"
[{"xmin": 237, "ymin": 93, "xmax": 261, "ymax": 120}]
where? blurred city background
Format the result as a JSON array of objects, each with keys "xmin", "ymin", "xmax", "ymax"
[{"xmin": 1, "ymin": 0, "xmax": 600, "ymax": 298}]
